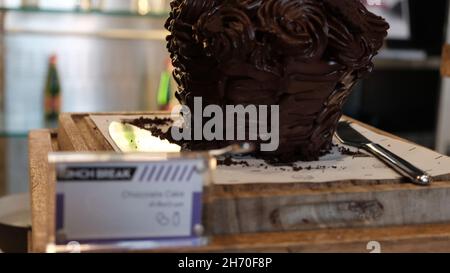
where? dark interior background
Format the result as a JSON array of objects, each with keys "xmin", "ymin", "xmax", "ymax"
[{"xmin": 344, "ymin": 0, "xmax": 449, "ymax": 149}]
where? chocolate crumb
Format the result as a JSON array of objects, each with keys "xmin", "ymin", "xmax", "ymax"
[
  {"xmin": 217, "ymin": 156, "xmax": 250, "ymax": 167},
  {"xmin": 338, "ymin": 146, "xmax": 368, "ymax": 157},
  {"xmin": 129, "ymin": 117, "xmax": 173, "ymax": 129}
]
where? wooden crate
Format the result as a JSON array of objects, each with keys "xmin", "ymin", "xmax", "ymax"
[{"xmin": 28, "ymin": 113, "xmax": 450, "ymax": 253}]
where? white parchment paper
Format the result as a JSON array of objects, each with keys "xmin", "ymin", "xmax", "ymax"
[{"xmin": 91, "ymin": 115, "xmax": 450, "ymax": 184}]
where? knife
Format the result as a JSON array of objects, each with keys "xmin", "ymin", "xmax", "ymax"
[
  {"xmin": 109, "ymin": 121, "xmax": 181, "ymax": 153},
  {"xmin": 336, "ymin": 121, "xmax": 432, "ymax": 186},
  {"xmin": 108, "ymin": 121, "xmax": 255, "ymax": 157}
]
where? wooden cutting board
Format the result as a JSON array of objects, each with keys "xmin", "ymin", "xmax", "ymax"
[{"xmin": 28, "ymin": 112, "xmax": 450, "ymax": 253}]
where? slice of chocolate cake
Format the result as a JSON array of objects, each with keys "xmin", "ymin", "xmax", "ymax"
[{"xmin": 165, "ymin": 0, "xmax": 389, "ymax": 161}]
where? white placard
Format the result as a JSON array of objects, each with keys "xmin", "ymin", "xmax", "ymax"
[{"xmin": 52, "ymin": 157, "xmax": 205, "ymax": 245}]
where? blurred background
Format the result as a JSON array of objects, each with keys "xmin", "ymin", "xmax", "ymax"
[
  {"xmin": 0, "ymin": 0, "xmax": 172, "ymax": 199},
  {"xmin": 0, "ymin": 0, "xmax": 450, "ymax": 252},
  {"xmin": 347, "ymin": 0, "xmax": 449, "ymax": 153}
]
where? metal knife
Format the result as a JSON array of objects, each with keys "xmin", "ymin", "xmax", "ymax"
[
  {"xmin": 108, "ymin": 121, "xmax": 254, "ymax": 157},
  {"xmin": 336, "ymin": 121, "xmax": 432, "ymax": 186},
  {"xmin": 109, "ymin": 121, "xmax": 181, "ymax": 153}
]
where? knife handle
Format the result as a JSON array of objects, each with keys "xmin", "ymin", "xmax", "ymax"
[{"xmin": 365, "ymin": 143, "xmax": 433, "ymax": 186}]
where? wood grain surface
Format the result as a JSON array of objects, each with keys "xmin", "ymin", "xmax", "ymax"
[{"xmin": 28, "ymin": 113, "xmax": 450, "ymax": 253}]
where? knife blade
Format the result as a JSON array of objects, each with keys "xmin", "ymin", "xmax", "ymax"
[
  {"xmin": 336, "ymin": 121, "xmax": 432, "ymax": 186},
  {"xmin": 336, "ymin": 122, "xmax": 372, "ymax": 147},
  {"xmin": 108, "ymin": 121, "xmax": 181, "ymax": 153},
  {"xmin": 108, "ymin": 121, "xmax": 255, "ymax": 157}
]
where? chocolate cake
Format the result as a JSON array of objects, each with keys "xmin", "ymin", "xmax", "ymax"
[{"xmin": 165, "ymin": 0, "xmax": 389, "ymax": 161}]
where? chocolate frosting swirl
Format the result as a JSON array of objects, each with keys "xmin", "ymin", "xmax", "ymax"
[
  {"xmin": 165, "ymin": 0, "xmax": 390, "ymax": 161},
  {"xmin": 196, "ymin": 6, "xmax": 256, "ymax": 61},
  {"xmin": 258, "ymin": 0, "xmax": 328, "ymax": 58},
  {"xmin": 327, "ymin": 13, "xmax": 372, "ymax": 70},
  {"xmin": 238, "ymin": 0, "xmax": 263, "ymax": 11}
]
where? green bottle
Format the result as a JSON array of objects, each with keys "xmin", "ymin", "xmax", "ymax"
[
  {"xmin": 157, "ymin": 58, "xmax": 173, "ymax": 111},
  {"xmin": 44, "ymin": 54, "xmax": 61, "ymax": 123}
]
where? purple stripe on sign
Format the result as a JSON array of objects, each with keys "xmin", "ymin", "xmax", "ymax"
[
  {"xmin": 191, "ymin": 192, "xmax": 203, "ymax": 236},
  {"xmin": 171, "ymin": 166, "xmax": 180, "ymax": 182},
  {"xmin": 147, "ymin": 165, "xmax": 157, "ymax": 181},
  {"xmin": 162, "ymin": 165, "xmax": 173, "ymax": 182},
  {"xmin": 139, "ymin": 166, "xmax": 149, "ymax": 182},
  {"xmin": 56, "ymin": 194, "xmax": 65, "ymax": 231},
  {"xmin": 154, "ymin": 165, "xmax": 165, "ymax": 182},
  {"xmin": 178, "ymin": 165, "xmax": 188, "ymax": 181},
  {"xmin": 185, "ymin": 167, "xmax": 195, "ymax": 182}
]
